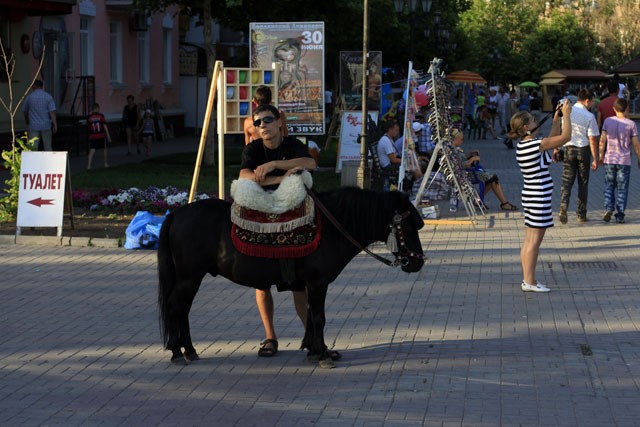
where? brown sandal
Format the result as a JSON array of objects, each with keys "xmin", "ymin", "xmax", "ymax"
[{"xmin": 258, "ymin": 339, "xmax": 278, "ymax": 357}]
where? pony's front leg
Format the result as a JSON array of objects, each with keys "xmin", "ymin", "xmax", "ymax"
[{"xmin": 303, "ymin": 284, "xmax": 335, "ymax": 368}]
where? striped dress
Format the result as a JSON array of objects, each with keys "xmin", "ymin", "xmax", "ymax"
[{"xmin": 516, "ymin": 137, "xmax": 554, "ymax": 228}]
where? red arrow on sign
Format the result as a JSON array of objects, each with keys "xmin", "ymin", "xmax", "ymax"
[{"xmin": 27, "ymin": 197, "xmax": 55, "ymax": 207}]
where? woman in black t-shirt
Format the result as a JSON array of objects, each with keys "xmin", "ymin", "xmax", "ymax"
[{"xmin": 122, "ymin": 95, "xmax": 140, "ymax": 155}]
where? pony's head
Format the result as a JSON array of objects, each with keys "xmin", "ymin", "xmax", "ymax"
[
  {"xmin": 319, "ymin": 187, "xmax": 425, "ymax": 272},
  {"xmin": 386, "ymin": 192, "xmax": 425, "ymax": 273}
]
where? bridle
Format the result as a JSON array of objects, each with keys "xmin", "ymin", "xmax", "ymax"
[
  {"xmin": 307, "ymin": 189, "xmax": 424, "ymax": 267},
  {"xmin": 385, "ymin": 211, "xmax": 425, "ymax": 266}
]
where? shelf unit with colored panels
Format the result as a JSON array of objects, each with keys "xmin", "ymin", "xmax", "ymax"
[{"xmin": 221, "ymin": 67, "xmax": 278, "ymax": 134}]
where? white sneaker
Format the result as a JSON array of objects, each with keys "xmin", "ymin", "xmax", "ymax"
[{"xmin": 521, "ymin": 282, "xmax": 551, "ymax": 292}]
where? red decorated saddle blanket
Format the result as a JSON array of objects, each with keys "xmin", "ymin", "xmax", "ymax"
[{"xmin": 229, "ymin": 172, "xmax": 321, "ymax": 258}]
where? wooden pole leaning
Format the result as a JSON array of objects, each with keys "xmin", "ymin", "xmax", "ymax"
[
  {"xmin": 188, "ymin": 60, "xmax": 223, "ymax": 203},
  {"xmin": 217, "ymin": 67, "xmax": 225, "ymax": 200}
]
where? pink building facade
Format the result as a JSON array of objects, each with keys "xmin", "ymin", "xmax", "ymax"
[{"xmin": 0, "ymin": 0, "xmax": 181, "ymax": 141}]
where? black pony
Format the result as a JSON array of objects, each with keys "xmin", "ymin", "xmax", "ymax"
[{"xmin": 158, "ymin": 187, "xmax": 425, "ymax": 367}]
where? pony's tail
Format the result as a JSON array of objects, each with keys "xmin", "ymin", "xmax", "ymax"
[{"xmin": 157, "ymin": 212, "xmax": 176, "ymax": 348}]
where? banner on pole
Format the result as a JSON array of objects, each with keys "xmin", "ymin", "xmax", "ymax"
[{"xmin": 250, "ymin": 22, "xmax": 325, "ymax": 135}]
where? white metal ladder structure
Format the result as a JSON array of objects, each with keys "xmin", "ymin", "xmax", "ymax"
[{"xmin": 412, "ymin": 58, "xmax": 485, "ymax": 220}]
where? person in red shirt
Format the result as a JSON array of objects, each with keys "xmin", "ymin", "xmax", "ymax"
[
  {"xmin": 86, "ymin": 103, "xmax": 112, "ymax": 169},
  {"xmin": 597, "ymin": 80, "xmax": 621, "ymax": 131}
]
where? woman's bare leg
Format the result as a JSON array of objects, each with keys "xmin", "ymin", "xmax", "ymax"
[
  {"xmin": 521, "ymin": 226, "xmax": 546, "ymax": 285},
  {"xmin": 485, "ymin": 182, "xmax": 509, "ymax": 205}
]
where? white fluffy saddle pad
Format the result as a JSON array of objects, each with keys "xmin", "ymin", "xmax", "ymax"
[{"xmin": 230, "ymin": 170, "xmax": 313, "ymax": 214}]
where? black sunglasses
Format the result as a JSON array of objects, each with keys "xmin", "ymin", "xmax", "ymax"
[{"xmin": 253, "ymin": 116, "xmax": 276, "ymax": 127}]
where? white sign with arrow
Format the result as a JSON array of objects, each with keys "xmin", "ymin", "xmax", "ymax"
[{"xmin": 17, "ymin": 151, "xmax": 68, "ymax": 234}]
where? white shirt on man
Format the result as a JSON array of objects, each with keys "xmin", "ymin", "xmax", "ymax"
[
  {"xmin": 565, "ymin": 102, "xmax": 599, "ymax": 148},
  {"xmin": 377, "ymin": 134, "xmax": 397, "ymax": 168},
  {"xmin": 497, "ymin": 92, "xmax": 509, "ymax": 112}
]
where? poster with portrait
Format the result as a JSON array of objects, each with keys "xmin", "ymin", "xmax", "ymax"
[
  {"xmin": 250, "ymin": 22, "xmax": 325, "ymax": 135},
  {"xmin": 339, "ymin": 51, "xmax": 382, "ymax": 111}
]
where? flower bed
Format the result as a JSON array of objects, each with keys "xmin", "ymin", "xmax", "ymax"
[{"xmin": 73, "ymin": 186, "xmax": 211, "ymax": 214}]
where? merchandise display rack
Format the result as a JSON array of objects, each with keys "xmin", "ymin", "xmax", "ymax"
[
  {"xmin": 413, "ymin": 58, "xmax": 485, "ymax": 220},
  {"xmin": 221, "ymin": 66, "xmax": 279, "ymax": 134}
]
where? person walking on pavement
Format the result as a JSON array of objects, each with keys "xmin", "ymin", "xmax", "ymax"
[
  {"xmin": 556, "ymin": 89, "xmax": 599, "ymax": 224},
  {"xmin": 487, "ymin": 89, "xmax": 499, "ymax": 136},
  {"xmin": 22, "ymin": 79, "xmax": 58, "ymax": 151},
  {"xmin": 497, "ymin": 86, "xmax": 510, "ymax": 136},
  {"xmin": 86, "ymin": 103, "xmax": 112, "ymax": 169},
  {"xmin": 122, "ymin": 95, "xmax": 140, "ymax": 155},
  {"xmin": 529, "ymin": 91, "xmax": 542, "ymax": 124},
  {"xmin": 137, "ymin": 109, "xmax": 156, "ymax": 157},
  {"xmin": 597, "ymin": 80, "xmax": 620, "ymax": 131},
  {"xmin": 510, "ymin": 100, "xmax": 573, "ymax": 293},
  {"xmin": 502, "ymin": 89, "xmax": 519, "ymax": 149},
  {"xmin": 598, "ymin": 98, "xmax": 640, "ymax": 224}
]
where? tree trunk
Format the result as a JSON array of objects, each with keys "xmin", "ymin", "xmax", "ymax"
[{"xmin": 202, "ymin": 0, "xmax": 217, "ymax": 167}]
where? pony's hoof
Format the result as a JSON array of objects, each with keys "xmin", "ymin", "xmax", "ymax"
[
  {"xmin": 307, "ymin": 351, "xmax": 337, "ymax": 368},
  {"xmin": 184, "ymin": 351, "xmax": 200, "ymax": 362},
  {"xmin": 307, "ymin": 350, "xmax": 342, "ymax": 361},
  {"xmin": 171, "ymin": 355, "xmax": 188, "ymax": 366},
  {"xmin": 318, "ymin": 359, "xmax": 336, "ymax": 369}
]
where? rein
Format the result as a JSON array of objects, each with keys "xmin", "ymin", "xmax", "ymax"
[{"xmin": 306, "ymin": 189, "xmax": 420, "ymax": 267}]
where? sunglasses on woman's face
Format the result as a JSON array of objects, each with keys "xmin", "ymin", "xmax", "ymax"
[{"xmin": 253, "ymin": 116, "xmax": 276, "ymax": 127}]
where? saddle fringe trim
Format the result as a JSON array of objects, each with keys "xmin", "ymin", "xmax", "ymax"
[
  {"xmin": 230, "ymin": 171, "xmax": 313, "ymax": 214},
  {"xmin": 230, "ymin": 197, "xmax": 315, "ymax": 233},
  {"xmin": 231, "ymin": 214, "xmax": 322, "ymax": 259}
]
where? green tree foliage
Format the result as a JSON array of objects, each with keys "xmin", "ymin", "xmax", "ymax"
[
  {"xmin": 591, "ymin": 0, "xmax": 640, "ymax": 68},
  {"xmin": 0, "ymin": 135, "xmax": 34, "ymax": 220},
  {"xmin": 135, "ymin": 0, "xmax": 631, "ymax": 86},
  {"xmin": 458, "ymin": 0, "xmax": 542, "ymax": 84},
  {"xmin": 458, "ymin": 1, "xmax": 603, "ymax": 84},
  {"xmin": 521, "ymin": 12, "xmax": 596, "ymax": 80},
  {"xmin": 136, "ymin": 0, "xmax": 388, "ymax": 88}
]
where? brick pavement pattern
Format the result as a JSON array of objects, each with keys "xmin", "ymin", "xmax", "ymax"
[{"xmin": 2, "ymin": 124, "xmax": 640, "ymax": 426}]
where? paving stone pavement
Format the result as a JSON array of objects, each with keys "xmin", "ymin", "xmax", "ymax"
[{"xmin": 2, "ymin": 123, "xmax": 640, "ymax": 426}]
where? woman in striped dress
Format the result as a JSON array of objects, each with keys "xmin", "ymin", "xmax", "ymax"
[{"xmin": 509, "ymin": 100, "xmax": 572, "ymax": 292}]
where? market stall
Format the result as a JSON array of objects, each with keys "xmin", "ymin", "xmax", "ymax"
[
  {"xmin": 539, "ymin": 69, "xmax": 607, "ymax": 111},
  {"xmin": 445, "ymin": 70, "xmax": 487, "ymax": 129}
]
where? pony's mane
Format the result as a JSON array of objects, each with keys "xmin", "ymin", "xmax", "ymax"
[{"xmin": 317, "ymin": 187, "xmax": 404, "ymax": 241}]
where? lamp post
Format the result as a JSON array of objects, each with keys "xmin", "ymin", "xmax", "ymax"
[
  {"xmin": 488, "ymin": 48, "xmax": 501, "ymax": 85},
  {"xmin": 394, "ymin": 0, "xmax": 432, "ymax": 61},
  {"xmin": 428, "ymin": 11, "xmax": 452, "ymax": 59},
  {"xmin": 357, "ymin": 0, "xmax": 370, "ymax": 189}
]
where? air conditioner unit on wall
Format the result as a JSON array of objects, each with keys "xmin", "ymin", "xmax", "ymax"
[{"xmin": 129, "ymin": 12, "xmax": 148, "ymax": 32}]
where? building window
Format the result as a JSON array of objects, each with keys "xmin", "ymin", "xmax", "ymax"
[
  {"xmin": 138, "ymin": 31, "xmax": 150, "ymax": 84},
  {"xmin": 80, "ymin": 16, "xmax": 94, "ymax": 76},
  {"xmin": 109, "ymin": 21, "xmax": 123, "ymax": 83},
  {"xmin": 162, "ymin": 29, "xmax": 172, "ymax": 84}
]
